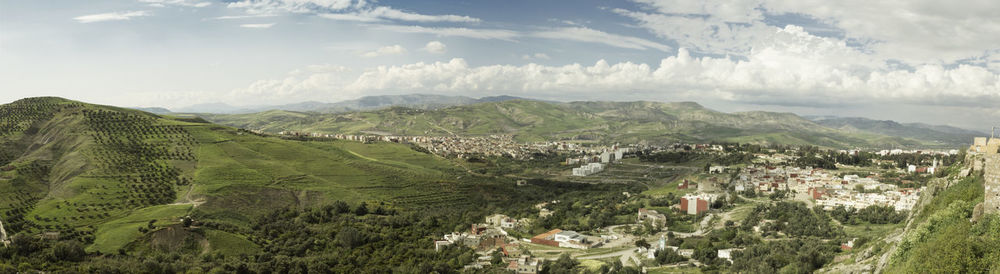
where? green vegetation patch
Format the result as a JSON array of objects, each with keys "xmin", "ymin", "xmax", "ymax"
[{"xmin": 90, "ymin": 204, "xmax": 192, "ymax": 253}]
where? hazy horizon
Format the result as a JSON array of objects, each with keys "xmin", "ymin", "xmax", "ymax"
[{"xmin": 2, "ymin": 0, "xmax": 998, "ymax": 130}]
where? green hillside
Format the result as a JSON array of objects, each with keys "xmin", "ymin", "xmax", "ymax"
[
  {"xmin": 201, "ymin": 100, "xmax": 933, "ymax": 149},
  {"xmin": 881, "ymin": 175, "xmax": 1000, "ymax": 272},
  {"xmin": 810, "ymin": 116, "xmax": 983, "ymax": 147},
  {"xmin": 0, "ymin": 97, "xmax": 482, "ymax": 255}
]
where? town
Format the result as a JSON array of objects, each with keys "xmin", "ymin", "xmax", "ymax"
[{"xmin": 258, "ymin": 129, "xmax": 973, "ymax": 272}]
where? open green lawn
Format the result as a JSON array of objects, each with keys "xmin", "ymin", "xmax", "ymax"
[
  {"xmin": 89, "ymin": 204, "xmax": 192, "ymax": 253},
  {"xmin": 643, "ymin": 174, "xmax": 698, "ymax": 196}
]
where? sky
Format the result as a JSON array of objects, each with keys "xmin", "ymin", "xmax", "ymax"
[{"xmin": 1, "ymin": 0, "xmax": 999, "ymax": 130}]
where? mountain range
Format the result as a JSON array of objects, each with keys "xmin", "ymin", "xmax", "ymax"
[
  {"xmin": 197, "ymin": 97, "xmax": 983, "ymax": 149},
  {"xmin": 161, "ymin": 94, "xmax": 537, "ymax": 114}
]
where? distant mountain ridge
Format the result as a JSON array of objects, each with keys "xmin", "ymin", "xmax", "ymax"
[
  {"xmin": 806, "ymin": 116, "xmax": 985, "ymax": 147},
  {"xmin": 171, "ymin": 94, "xmax": 540, "ymax": 114},
  {"xmin": 198, "ymin": 99, "xmax": 970, "ymax": 149},
  {"xmin": 129, "ymin": 94, "xmax": 979, "ymax": 148}
]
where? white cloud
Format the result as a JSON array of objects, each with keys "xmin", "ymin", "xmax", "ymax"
[
  {"xmin": 762, "ymin": 0, "xmax": 1000, "ymax": 64},
  {"xmin": 73, "ymin": 11, "xmax": 151, "ymax": 23},
  {"xmin": 619, "ymin": 0, "xmax": 1000, "ymax": 65},
  {"xmin": 230, "ymin": 65, "xmax": 359, "ymax": 103},
  {"xmin": 613, "ymin": 7, "xmax": 771, "ymax": 56},
  {"xmin": 422, "ymin": 41, "xmax": 447, "ymax": 54},
  {"xmin": 240, "ymin": 23, "xmax": 276, "ymax": 28},
  {"xmin": 371, "ymin": 25, "xmax": 520, "ymax": 41},
  {"xmin": 361, "ymin": 6, "xmax": 479, "ymax": 23},
  {"xmin": 371, "ymin": 26, "xmax": 671, "ymax": 52},
  {"xmin": 360, "ymin": 45, "xmax": 407, "ymax": 58},
  {"xmin": 227, "ymin": 0, "xmax": 355, "ymax": 14},
  {"xmin": 140, "ymin": 0, "xmax": 211, "ymax": 8},
  {"xmin": 531, "ymin": 27, "xmax": 672, "ymax": 52},
  {"xmin": 227, "ymin": 0, "xmax": 480, "ymax": 23},
  {"xmin": 317, "ymin": 13, "xmax": 383, "ymax": 22},
  {"xmin": 212, "ymin": 14, "xmax": 280, "ymax": 20},
  {"xmin": 243, "ymin": 25, "xmax": 998, "ymax": 107},
  {"xmin": 522, "ymin": 53, "xmax": 551, "ymax": 60}
]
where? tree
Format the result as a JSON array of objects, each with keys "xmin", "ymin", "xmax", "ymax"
[
  {"xmin": 542, "ymin": 253, "xmax": 579, "ymax": 274},
  {"xmin": 635, "ymin": 239, "xmax": 651, "ymax": 249},
  {"xmin": 354, "ymin": 203, "xmax": 368, "ymax": 216},
  {"xmin": 335, "ymin": 227, "xmax": 364, "ymax": 248},
  {"xmin": 655, "ymin": 248, "xmax": 686, "ymax": 265},
  {"xmin": 332, "ymin": 201, "xmax": 350, "ymax": 214},
  {"xmin": 10, "ymin": 233, "xmax": 44, "ymax": 256},
  {"xmin": 491, "ymin": 248, "xmax": 504, "ymax": 265},
  {"xmin": 50, "ymin": 241, "xmax": 86, "ymax": 262},
  {"xmin": 182, "ymin": 216, "xmax": 193, "ymax": 227}
]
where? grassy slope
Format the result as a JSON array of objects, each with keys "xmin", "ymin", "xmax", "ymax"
[
  {"xmin": 886, "ymin": 175, "xmax": 1000, "ymax": 272},
  {"xmin": 0, "ymin": 97, "xmax": 475, "ymax": 254},
  {"xmin": 201, "ymin": 100, "xmax": 934, "ymax": 149}
]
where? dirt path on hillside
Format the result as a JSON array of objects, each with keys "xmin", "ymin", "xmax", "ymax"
[
  {"xmin": 169, "ymin": 184, "xmax": 205, "ymax": 208},
  {"xmin": 0, "ymin": 217, "xmax": 9, "ymax": 247}
]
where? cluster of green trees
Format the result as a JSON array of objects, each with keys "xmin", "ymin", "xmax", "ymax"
[
  {"xmin": 1, "ymin": 202, "xmax": 481, "ymax": 273},
  {"xmin": 830, "ymin": 205, "xmax": 907, "ymax": 225},
  {"xmin": 742, "ymin": 201, "xmax": 844, "ymax": 239},
  {"xmin": 520, "ymin": 181, "xmax": 643, "ymax": 233},
  {"xmin": 791, "ymin": 154, "xmax": 837, "ymax": 169},
  {"xmin": 731, "ymin": 238, "xmax": 839, "ymax": 273},
  {"xmin": 540, "ymin": 253, "xmax": 641, "ymax": 274},
  {"xmin": 638, "ymin": 151, "xmax": 754, "ymax": 167},
  {"xmin": 0, "ymin": 233, "xmax": 88, "ymax": 272}
]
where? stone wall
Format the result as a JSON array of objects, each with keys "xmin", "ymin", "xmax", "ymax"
[{"xmin": 985, "ymin": 154, "xmax": 1000, "ymax": 215}]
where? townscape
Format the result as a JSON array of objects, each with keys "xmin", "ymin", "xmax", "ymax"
[
  {"xmin": 3, "ymin": 0, "xmax": 1000, "ymax": 272},
  {"xmin": 264, "ymin": 130, "xmax": 973, "ymax": 272}
]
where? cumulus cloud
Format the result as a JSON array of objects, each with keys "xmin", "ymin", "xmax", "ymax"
[
  {"xmin": 240, "ymin": 23, "xmax": 276, "ymax": 28},
  {"xmin": 238, "ymin": 25, "xmax": 1000, "ymax": 107},
  {"xmin": 73, "ymin": 11, "xmax": 151, "ymax": 23},
  {"xmin": 613, "ymin": 7, "xmax": 770, "ymax": 56},
  {"xmin": 762, "ymin": 0, "xmax": 1000, "ymax": 64},
  {"xmin": 227, "ymin": 0, "xmax": 479, "ymax": 23},
  {"xmin": 422, "ymin": 41, "xmax": 447, "ymax": 54},
  {"xmin": 360, "ymin": 45, "xmax": 407, "ymax": 58},
  {"xmin": 531, "ymin": 27, "xmax": 672, "ymax": 52},
  {"xmin": 618, "ymin": 0, "xmax": 1000, "ymax": 65},
  {"xmin": 230, "ymin": 65, "xmax": 360, "ymax": 103}
]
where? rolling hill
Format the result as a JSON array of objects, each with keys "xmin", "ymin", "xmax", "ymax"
[
  {"xmin": 0, "ymin": 97, "xmax": 494, "ymax": 255},
  {"xmin": 172, "ymin": 94, "xmax": 538, "ymax": 114},
  {"xmin": 809, "ymin": 116, "xmax": 985, "ymax": 147},
  {"xmin": 200, "ymin": 99, "xmax": 947, "ymax": 149}
]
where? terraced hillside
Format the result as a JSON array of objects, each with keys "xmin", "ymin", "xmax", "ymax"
[
  {"xmin": 0, "ymin": 97, "xmax": 481, "ymax": 255},
  {"xmin": 202, "ymin": 100, "xmax": 932, "ymax": 149}
]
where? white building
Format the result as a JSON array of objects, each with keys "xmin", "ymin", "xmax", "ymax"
[
  {"xmin": 572, "ymin": 163, "xmax": 605, "ymax": 176},
  {"xmin": 554, "ymin": 231, "xmax": 582, "ymax": 243}
]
